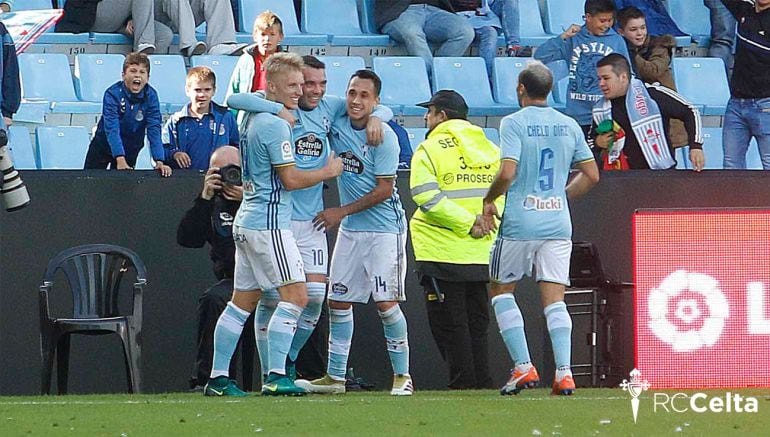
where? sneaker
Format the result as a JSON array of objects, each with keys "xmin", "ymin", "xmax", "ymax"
[
  {"xmin": 551, "ymin": 374, "xmax": 576, "ymax": 396},
  {"xmin": 506, "ymin": 45, "xmax": 532, "ymax": 57},
  {"xmin": 261, "ymin": 373, "xmax": 307, "ymax": 396},
  {"xmin": 295, "ymin": 374, "xmax": 346, "ymax": 394},
  {"xmin": 204, "ymin": 376, "xmax": 248, "ymax": 397},
  {"xmin": 500, "ymin": 366, "xmax": 540, "ymax": 395},
  {"xmin": 390, "ymin": 374, "xmax": 414, "ymax": 396},
  {"xmin": 136, "ymin": 43, "xmax": 155, "ymax": 55},
  {"xmin": 183, "ymin": 41, "xmax": 207, "ymax": 57},
  {"xmin": 208, "ymin": 42, "xmax": 249, "ymax": 56}
]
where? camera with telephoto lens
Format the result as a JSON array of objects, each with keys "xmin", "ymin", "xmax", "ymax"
[
  {"xmin": 0, "ymin": 129, "xmax": 31, "ymax": 212},
  {"xmin": 218, "ymin": 164, "xmax": 242, "ymax": 186}
]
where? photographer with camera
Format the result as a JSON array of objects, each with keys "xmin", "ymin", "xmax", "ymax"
[
  {"xmin": 163, "ymin": 66, "xmax": 239, "ymax": 170},
  {"xmin": 177, "ymin": 145, "xmax": 246, "ymax": 391}
]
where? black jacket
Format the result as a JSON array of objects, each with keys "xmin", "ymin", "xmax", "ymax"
[
  {"xmin": 177, "ymin": 195, "xmax": 239, "ymax": 281},
  {"xmin": 375, "ymin": 0, "xmax": 456, "ymax": 31},
  {"xmin": 55, "ymin": 0, "xmax": 103, "ymax": 33}
]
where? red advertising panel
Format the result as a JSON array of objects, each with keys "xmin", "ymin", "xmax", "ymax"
[{"xmin": 634, "ymin": 209, "xmax": 770, "ymax": 388}]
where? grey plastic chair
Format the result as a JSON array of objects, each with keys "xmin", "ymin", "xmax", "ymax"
[{"xmin": 39, "ymin": 244, "xmax": 147, "ymax": 394}]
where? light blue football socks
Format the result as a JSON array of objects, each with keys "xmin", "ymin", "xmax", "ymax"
[
  {"xmin": 492, "ymin": 294, "xmax": 532, "ymax": 367},
  {"xmin": 210, "ymin": 302, "xmax": 250, "ymax": 378},
  {"xmin": 379, "ymin": 305, "xmax": 410, "ymax": 375},
  {"xmin": 327, "ymin": 307, "xmax": 354, "ymax": 381}
]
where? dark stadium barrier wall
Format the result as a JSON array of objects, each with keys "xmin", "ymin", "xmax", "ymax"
[{"xmin": 2, "ymin": 170, "xmax": 769, "ymax": 395}]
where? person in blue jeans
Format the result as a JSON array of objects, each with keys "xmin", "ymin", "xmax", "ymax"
[
  {"xmin": 704, "ymin": 0, "xmax": 736, "ymax": 77},
  {"xmin": 452, "ymin": 0, "xmax": 523, "ymax": 79},
  {"xmin": 720, "ymin": 0, "xmax": 770, "ymax": 169},
  {"xmin": 375, "ymin": 0, "xmax": 475, "ymax": 76}
]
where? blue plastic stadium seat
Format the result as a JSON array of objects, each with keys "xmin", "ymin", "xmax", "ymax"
[
  {"xmin": 542, "ymin": 0, "xmax": 584, "ymax": 35},
  {"xmin": 373, "ymin": 56, "xmax": 431, "ymax": 116},
  {"xmin": 317, "ymin": 56, "xmax": 366, "ymax": 98},
  {"xmin": 74, "ymin": 54, "xmax": 125, "ymax": 104},
  {"xmin": 492, "ymin": 57, "xmax": 533, "ymax": 107},
  {"xmin": 14, "ymin": 0, "xmax": 54, "ymax": 10},
  {"xmin": 405, "ymin": 128, "xmax": 428, "ymax": 152},
  {"xmin": 302, "ymin": 0, "xmax": 390, "ymax": 46},
  {"xmin": 519, "ymin": 0, "xmax": 554, "ymax": 45},
  {"xmin": 483, "ymin": 128, "xmax": 500, "ymax": 146},
  {"xmin": 237, "ymin": 0, "xmax": 327, "ymax": 46},
  {"xmin": 89, "ymin": 33, "xmax": 133, "ymax": 45},
  {"xmin": 675, "ymin": 146, "xmax": 689, "ymax": 170},
  {"xmin": 147, "ymin": 55, "xmax": 188, "ymax": 112},
  {"xmin": 7, "ymin": 126, "xmax": 38, "ymax": 170},
  {"xmin": 18, "ymin": 54, "xmax": 101, "ymax": 113},
  {"xmin": 190, "ymin": 56, "xmax": 240, "ymax": 105},
  {"xmin": 672, "ymin": 57, "xmax": 730, "ymax": 115},
  {"xmin": 36, "ymin": 126, "xmax": 90, "ymax": 170},
  {"xmin": 433, "ymin": 57, "xmax": 515, "ymax": 116},
  {"xmin": 135, "ymin": 141, "xmax": 155, "ymax": 170},
  {"xmin": 667, "ymin": 0, "xmax": 710, "ymax": 45},
  {"xmin": 358, "ymin": 0, "xmax": 381, "ymax": 34}
]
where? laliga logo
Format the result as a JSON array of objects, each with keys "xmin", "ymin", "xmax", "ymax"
[
  {"xmin": 620, "ymin": 368, "xmax": 650, "ymax": 424},
  {"xmin": 648, "ymin": 270, "xmax": 729, "ymax": 352}
]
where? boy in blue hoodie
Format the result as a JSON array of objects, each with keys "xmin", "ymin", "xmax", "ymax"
[
  {"xmin": 534, "ymin": 0, "xmax": 630, "ymax": 138},
  {"xmin": 84, "ymin": 52, "xmax": 172, "ymax": 176}
]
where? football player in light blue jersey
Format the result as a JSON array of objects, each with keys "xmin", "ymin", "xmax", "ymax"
[
  {"xmin": 481, "ymin": 61, "xmax": 599, "ymax": 397},
  {"xmin": 205, "ymin": 52, "xmax": 343, "ymax": 398},
  {"xmin": 296, "ymin": 70, "xmax": 413, "ymax": 396},
  {"xmin": 227, "ymin": 55, "xmax": 393, "ymax": 382}
]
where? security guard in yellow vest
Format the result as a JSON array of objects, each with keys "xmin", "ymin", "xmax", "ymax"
[{"xmin": 410, "ymin": 90, "xmax": 503, "ymax": 389}]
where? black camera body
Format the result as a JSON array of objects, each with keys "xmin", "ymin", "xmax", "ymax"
[{"xmin": 218, "ymin": 164, "xmax": 242, "ymax": 186}]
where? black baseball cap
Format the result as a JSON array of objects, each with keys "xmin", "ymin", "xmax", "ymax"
[{"xmin": 417, "ymin": 90, "xmax": 469, "ymax": 118}]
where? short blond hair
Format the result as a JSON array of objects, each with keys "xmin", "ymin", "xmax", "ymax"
[
  {"xmin": 186, "ymin": 66, "xmax": 216, "ymax": 88},
  {"xmin": 263, "ymin": 52, "xmax": 304, "ymax": 83},
  {"xmin": 253, "ymin": 10, "xmax": 283, "ymax": 37}
]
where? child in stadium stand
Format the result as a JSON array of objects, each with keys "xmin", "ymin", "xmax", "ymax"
[
  {"xmin": 83, "ymin": 52, "xmax": 172, "ymax": 176},
  {"xmin": 481, "ymin": 61, "xmax": 599, "ymax": 396},
  {"xmin": 162, "ymin": 66, "xmax": 239, "ymax": 171},
  {"xmin": 534, "ymin": 0, "xmax": 630, "ymax": 143},
  {"xmin": 616, "ymin": 6, "xmax": 688, "ymax": 151},
  {"xmin": 225, "ymin": 10, "xmax": 284, "ymax": 125}
]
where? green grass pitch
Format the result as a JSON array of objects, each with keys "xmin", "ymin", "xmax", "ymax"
[{"xmin": 0, "ymin": 389, "xmax": 768, "ymax": 436}]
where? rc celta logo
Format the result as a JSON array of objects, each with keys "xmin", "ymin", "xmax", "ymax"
[{"xmin": 620, "ymin": 368, "xmax": 650, "ymax": 424}]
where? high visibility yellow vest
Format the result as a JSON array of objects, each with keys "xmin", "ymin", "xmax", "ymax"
[{"xmin": 409, "ymin": 119, "xmax": 503, "ymax": 265}]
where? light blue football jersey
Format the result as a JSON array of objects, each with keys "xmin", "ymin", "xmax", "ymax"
[
  {"xmin": 290, "ymin": 96, "xmax": 346, "ymax": 220},
  {"xmin": 498, "ymin": 106, "xmax": 594, "ymax": 240},
  {"xmin": 235, "ymin": 112, "xmax": 295, "ymax": 231},
  {"xmin": 330, "ymin": 118, "xmax": 406, "ymax": 233},
  {"xmin": 226, "ymin": 93, "xmax": 393, "ymax": 221}
]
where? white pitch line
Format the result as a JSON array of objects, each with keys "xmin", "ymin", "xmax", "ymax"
[{"xmin": 0, "ymin": 396, "xmax": 630, "ymax": 406}]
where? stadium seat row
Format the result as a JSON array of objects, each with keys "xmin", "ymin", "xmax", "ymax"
[
  {"xmin": 18, "ymin": 0, "xmax": 706, "ymax": 48},
  {"xmin": 8, "ymin": 126, "xmax": 154, "ymax": 170},
  {"xmin": 17, "ymin": 52, "xmax": 731, "ymax": 118},
  {"xmin": 11, "ymin": 123, "xmax": 764, "ymax": 171}
]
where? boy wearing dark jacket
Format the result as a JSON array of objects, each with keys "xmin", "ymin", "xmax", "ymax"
[
  {"xmin": 617, "ymin": 6, "xmax": 687, "ymax": 148},
  {"xmin": 84, "ymin": 52, "xmax": 172, "ymax": 176}
]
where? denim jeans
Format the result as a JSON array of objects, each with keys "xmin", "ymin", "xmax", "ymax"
[
  {"xmin": 704, "ymin": 0, "xmax": 736, "ymax": 76},
  {"xmin": 475, "ymin": 0, "xmax": 520, "ymax": 77},
  {"xmin": 722, "ymin": 97, "xmax": 770, "ymax": 169},
  {"xmin": 490, "ymin": 0, "xmax": 520, "ymax": 47},
  {"xmin": 382, "ymin": 4, "xmax": 475, "ymax": 75}
]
